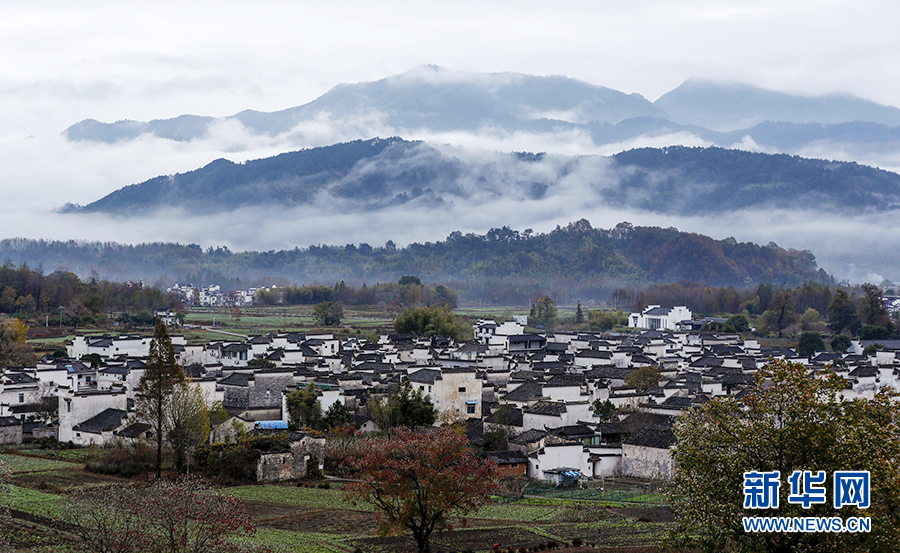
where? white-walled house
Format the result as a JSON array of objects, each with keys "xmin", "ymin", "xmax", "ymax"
[
  {"xmin": 68, "ymin": 334, "xmax": 187, "ymax": 359},
  {"xmin": 620, "ymin": 427, "xmax": 677, "ymax": 480},
  {"xmin": 58, "ymin": 387, "xmax": 127, "ymax": 444},
  {"xmin": 629, "ymin": 306, "xmax": 692, "ymax": 331},
  {"xmin": 408, "ymin": 367, "xmax": 482, "ymax": 420},
  {"xmin": 527, "ymin": 442, "xmax": 589, "ymax": 480}
]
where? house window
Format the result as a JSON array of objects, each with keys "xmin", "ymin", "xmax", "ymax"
[
  {"xmin": 458, "ymin": 387, "xmax": 466, "ymax": 393},
  {"xmin": 466, "ymin": 401, "xmax": 477, "ymax": 414},
  {"xmin": 420, "ymin": 385, "xmax": 425, "ymax": 391},
  {"xmin": 18, "ymin": 393, "xmax": 24, "ymax": 403}
]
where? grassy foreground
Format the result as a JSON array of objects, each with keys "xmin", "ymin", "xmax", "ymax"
[{"xmin": 0, "ymin": 449, "xmax": 674, "ymax": 553}]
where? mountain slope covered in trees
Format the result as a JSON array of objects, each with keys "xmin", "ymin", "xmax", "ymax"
[
  {"xmin": 63, "ymin": 138, "xmax": 900, "ymax": 216},
  {"xmin": 0, "ymin": 222, "xmax": 829, "ymax": 300}
]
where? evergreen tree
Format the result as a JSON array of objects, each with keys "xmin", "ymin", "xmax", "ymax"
[
  {"xmin": 286, "ymin": 382, "xmax": 323, "ymax": 430},
  {"xmin": 135, "ymin": 321, "xmax": 185, "ymax": 479},
  {"xmin": 827, "ymin": 289, "xmax": 861, "ymax": 335}
]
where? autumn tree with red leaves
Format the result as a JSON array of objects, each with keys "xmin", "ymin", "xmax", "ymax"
[{"xmin": 344, "ymin": 426, "xmax": 498, "ymax": 553}]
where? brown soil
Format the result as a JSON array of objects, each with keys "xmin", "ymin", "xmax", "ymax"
[
  {"xmin": 606, "ymin": 506, "xmax": 675, "ymax": 523},
  {"xmin": 256, "ymin": 506, "xmax": 382, "ymax": 535},
  {"xmin": 12, "ymin": 468, "xmax": 127, "ymax": 493}
]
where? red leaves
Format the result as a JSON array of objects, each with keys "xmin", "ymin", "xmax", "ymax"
[{"xmin": 344, "ymin": 426, "xmax": 499, "ymax": 553}]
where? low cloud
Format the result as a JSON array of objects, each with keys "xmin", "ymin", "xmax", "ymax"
[{"xmin": 3, "ymin": 113, "xmax": 900, "ymax": 284}]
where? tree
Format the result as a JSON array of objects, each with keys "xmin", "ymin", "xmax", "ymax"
[
  {"xmin": 312, "ymin": 301, "xmax": 343, "ymax": 326},
  {"xmin": 758, "ymin": 291, "xmax": 797, "ymax": 337},
  {"xmin": 398, "ymin": 275, "xmax": 422, "ymax": 286},
  {"xmin": 828, "ymin": 289, "xmax": 861, "ymax": 335},
  {"xmin": 830, "ymin": 334, "xmax": 852, "ymax": 353},
  {"xmin": 796, "ymin": 331, "xmax": 825, "ymax": 358},
  {"xmin": 800, "ymin": 308, "xmax": 826, "ymax": 331},
  {"xmin": 591, "ymin": 398, "xmax": 617, "ymax": 422},
  {"xmin": 483, "ymin": 404, "xmax": 515, "ymax": 451},
  {"xmin": 66, "ymin": 478, "xmax": 261, "ymax": 553},
  {"xmin": 0, "ymin": 317, "xmax": 36, "ymax": 366},
  {"xmin": 860, "ymin": 325, "xmax": 891, "ymax": 340},
  {"xmin": 393, "ymin": 305, "xmax": 470, "ymax": 341},
  {"xmin": 134, "ymin": 321, "xmax": 185, "ymax": 479},
  {"xmin": 528, "ymin": 295, "xmax": 557, "ymax": 329},
  {"xmin": 574, "ymin": 301, "xmax": 585, "ymax": 324},
  {"xmin": 369, "ymin": 377, "xmax": 436, "ymax": 431},
  {"xmin": 66, "ymin": 483, "xmax": 146, "ymax": 553},
  {"xmin": 725, "ymin": 313, "xmax": 750, "ymax": 333},
  {"xmin": 344, "ymin": 427, "xmax": 499, "ymax": 553},
  {"xmin": 166, "ymin": 382, "xmax": 211, "ymax": 475},
  {"xmin": 246, "ymin": 357, "xmax": 275, "ymax": 368},
  {"xmin": 588, "ymin": 309, "xmax": 628, "ymax": 331},
  {"xmin": 624, "ymin": 366, "xmax": 662, "ymax": 391},
  {"xmin": 670, "ymin": 360, "xmax": 900, "ymax": 552},
  {"xmin": 858, "ymin": 283, "xmax": 893, "ymax": 332},
  {"xmin": 324, "ymin": 400, "xmax": 351, "ymax": 430},
  {"xmin": 286, "ymin": 382, "xmax": 322, "ymax": 430}
]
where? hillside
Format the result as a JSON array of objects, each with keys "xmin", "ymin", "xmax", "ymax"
[
  {"xmin": 0, "ymin": 222, "xmax": 829, "ymax": 295},
  {"xmin": 63, "ymin": 139, "xmax": 900, "ymax": 216}
]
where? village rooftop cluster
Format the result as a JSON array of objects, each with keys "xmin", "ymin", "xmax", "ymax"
[{"xmin": 1, "ymin": 305, "xmax": 898, "ymax": 484}]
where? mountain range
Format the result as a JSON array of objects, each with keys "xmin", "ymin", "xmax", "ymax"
[
  {"xmin": 63, "ymin": 138, "xmax": 900, "ymax": 217},
  {"xmin": 63, "ymin": 66, "xmax": 900, "ymax": 156}
]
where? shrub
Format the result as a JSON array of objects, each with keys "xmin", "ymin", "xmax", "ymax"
[
  {"xmin": 572, "ymin": 537, "xmax": 583, "ymax": 547},
  {"xmin": 85, "ymin": 444, "xmax": 155, "ymax": 478}
]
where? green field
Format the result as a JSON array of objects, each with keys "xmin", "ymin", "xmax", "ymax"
[{"xmin": 0, "ymin": 456, "xmax": 674, "ymax": 553}]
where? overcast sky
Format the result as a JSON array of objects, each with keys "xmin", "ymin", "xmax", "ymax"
[
  {"xmin": 4, "ymin": 0, "xmax": 900, "ymax": 137},
  {"xmin": 2, "ymin": 0, "xmax": 900, "ymax": 281}
]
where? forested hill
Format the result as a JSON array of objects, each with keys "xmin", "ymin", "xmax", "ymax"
[
  {"xmin": 607, "ymin": 146, "xmax": 900, "ymax": 214},
  {"xmin": 0, "ymin": 222, "xmax": 829, "ymax": 299},
  {"xmin": 63, "ymin": 138, "xmax": 900, "ymax": 217}
]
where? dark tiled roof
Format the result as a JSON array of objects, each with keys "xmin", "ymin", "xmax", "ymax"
[
  {"xmin": 117, "ymin": 422, "xmax": 152, "ymax": 438},
  {"xmin": 73, "ymin": 408, "xmax": 127, "ymax": 434},
  {"xmin": 408, "ymin": 369, "xmax": 441, "ymax": 384},
  {"xmin": 510, "ymin": 429, "xmax": 547, "ymax": 445},
  {"xmin": 502, "ymin": 381, "xmax": 544, "ymax": 403},
  {"xmin": 545, "ymin": 374, "xmax": 586, "ymax": 387},
  {"xmin": 523, "ymin": 401, "xmax": 567, "ymax": 416},
  {"xmin": 1, "ymin": 372, "xmax": 38, "ymax": 384},
  {"xmin": 487, "ymin": 450, "xmax": 528, "ymax": 464},
  {"xmin": 487, "ymin": 406, "xmax": 523, "ymax": 427},
  {"xmin": 219, "ymin": 373, "xmax": 253, "ymax": 386},
  {"xmin": 849, "ymin": 366, "xmax": 878, "ymax": 378},
  {"xmin": 624, "ymin": 427, "xmax": 676, "ymax": 449}
]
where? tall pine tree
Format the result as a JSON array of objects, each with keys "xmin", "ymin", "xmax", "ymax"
[{"xmin": 135, "ymin": 321, "xmax": 184, "ymax": 478}]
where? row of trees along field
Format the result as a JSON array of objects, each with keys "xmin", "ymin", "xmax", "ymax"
[
  {"xmin": 254, "ymin": 276, "xmax": 459, "ymax": 308},
  {"xmin": 0, "ymin": 261, "xmax": 181, "ymax": 325}
]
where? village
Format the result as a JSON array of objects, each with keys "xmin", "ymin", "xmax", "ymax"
[{"xmin": 1, "ymin": 303, "xmax": 896, "ymax": 486}]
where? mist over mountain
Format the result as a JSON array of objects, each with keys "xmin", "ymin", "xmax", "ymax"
[
  {"xmin": 655, "ymin": 78, "xmax": 900, "ymax": 131},
  {"xmin": 62, "ymin": 67, "xmax": 900, "ymax": 159},
  {"xmin": 63, "ymin": 138, "xmax": 900, "ymax": 217}
]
